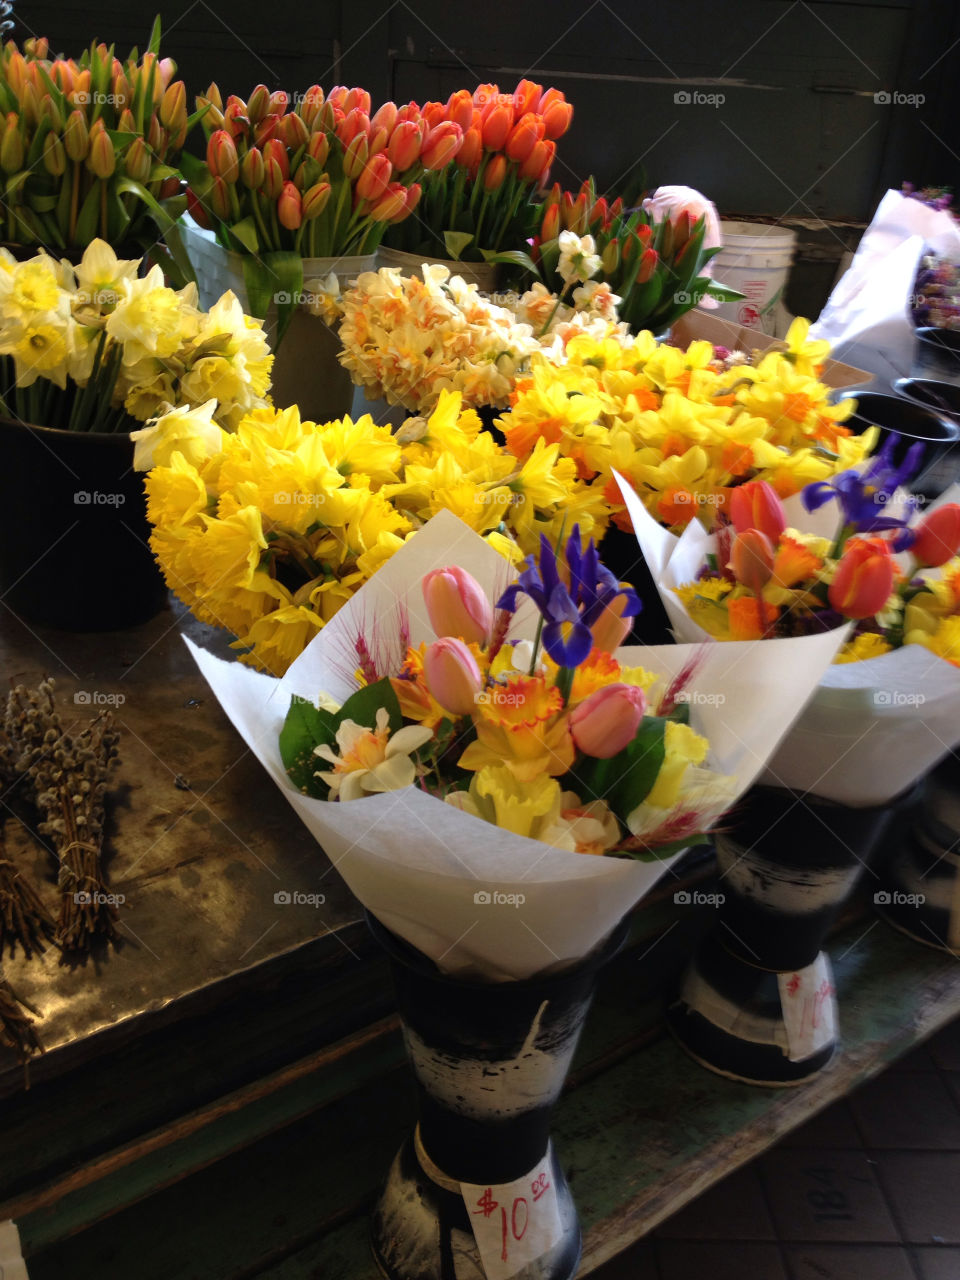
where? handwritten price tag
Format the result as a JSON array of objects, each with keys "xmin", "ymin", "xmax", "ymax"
[
  {"xmin": 778, "ymin": 956, "xmax": 837, "ymax": 1063},
  {"xmin": 461, "ymin": 1156, "xmax": 563, "ymax": 1280},
  {"xmin": 0, "ymin": 1219, "xmax": 30, "ymax": 1279}
]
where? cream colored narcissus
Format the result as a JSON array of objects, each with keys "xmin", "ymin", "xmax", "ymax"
[
  {"xmin": 131, "ymin": 400, "xmax": 223, "ymax": 471},
  {"xmin": 314, "ymin": 708, "xmax": 433, "ymax": 801}
]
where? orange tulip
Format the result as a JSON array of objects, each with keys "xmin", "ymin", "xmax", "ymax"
[
  {"xmin": 263, "ymin": 137, "xmax": 289, "ymax": 181},
  {"xmin": 513, "ymin": 78, "xmax": 543, "ymax": 116},
  {"xmin": 829, "ymin": 537, "xmax": 895, "ymax": 619},
  {"xmin": 481, "ymin": 102, "xmax": 513, "ymax": 150},
  {"xmin": 911, "ymin": 503, "xmax": 960, "ymax": 567},
  {"xmin": 366, "ymin": 182, "xmax": 407, "ymax": 222},
  {"xmin": 541, "ymin": 201, "xmax": 560, "ymax": 242},
  {"xmin": 483, "ymin": 154, "xmax": 508, "ymax": 191},
  {"xmin": 207, "ymin": 129, "xmax": 239, "ymax": 183},
  {"xmin": 302, "ymin": 180, "xmax": 332, "ymax": 220},
  {"xmin": 246, "ymin": 84, "xmax": 270, "ymax": 123},
  {"xmin": 519, "ymin": 138, "xmax": 553, "ymax": 183},
  {"xmin": 388, "ymin": 120, "xmax": 422, "ymax": 171},
  {"xmin": 279, "ymin": 112, "xmax": 309, "ymax": 150},
  {"xmin": 446, "ymin": 89, "xmax": 475, "ymax": 131},
  {"xmin": 356, "ymin": 153, "xmax": 393, "ymax": 202},
  {"xmin": 729, "ymin": 480, "xmax": 787, "ymax": 541},
  {"xmin": 337, "ymin": 108, "xmax": 370, "ymax": 148},
  {"xmin": 730, "ymin": 529, "xmax": 776, "ymax": 593},
  {"xmin": 455, "ymin": 126, "xmax": 482, "ymax": 174},
  {"xmin": 421, "ymin": 121, "xmax": 462, "ymax": 170},
  {"xmin": 277, "ymin": 181, "xmax": 302, "ymax": 229},
  {"xmin": 539, "ymin": 89, "xmax": 573, "ymax": 138},
  {"xmin": 307, "ymin": 131, "xmax": 330, "ymax": 166},
  {"xmin": 473, "ymin": 82, "xmax": 500, "ymax": 110},
  {"xmin": 505, "ymin": 114, "xmax": 544, "ymax": 164}
]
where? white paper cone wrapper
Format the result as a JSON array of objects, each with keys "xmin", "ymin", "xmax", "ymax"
[{"xmin": 185, "ymin": 510, "xmax": 859, "ymax": 978}]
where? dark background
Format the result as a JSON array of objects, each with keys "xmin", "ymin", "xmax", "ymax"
[{"xmin": 10, "ymin": 0, "xmax": 960, "ymax": 313}]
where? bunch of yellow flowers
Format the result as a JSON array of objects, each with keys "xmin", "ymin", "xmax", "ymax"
[
  {"xmin": 496, "ymin": 318, "xmax": 874, "ymax": 534},
  {"xmin": 0, "ymin": 239, "xmax": 272, "ymax": 432},
  {"xmin": 141, "ymin": 389, "xmax": 589, "ymax": 673}
]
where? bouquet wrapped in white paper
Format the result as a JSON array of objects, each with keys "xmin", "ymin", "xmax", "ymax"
[{"xmin": 187, "ymin": 510, "xmax": 852, "ymax": 979}]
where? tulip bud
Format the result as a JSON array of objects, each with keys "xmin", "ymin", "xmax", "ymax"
[
  {"xmin": 209, "ymin": 174, "xmax": 232, "ymax": 221},
  {"xmin": 205, "ymin": 82, "xmax": 224, "ymax": 111},
  {"xmin": 186, "ymin": 188, "xmax": 213, "ymax": 230},
  {"xmin": 263, "ymin": 157, "xmax": 285, "ymax": 200},
  {"xmin": 541, "ymin": 97, "xmax": 573, "ymax": 140},
  {"xmin": 42, "ymin": 132, "xmax": 67, "ymax": 177},
  {"xmin": 513, "ymin": 78, "xmax": 543, "ymax": 117},
  {"xmin": 505, "ymin": 114, "xmax": 544, "ymax": 164},
  {"xmin": 63, "ymin": 109, "xmax": 89, "ymax": 161},
  {"xmin": 562, "ymin": 191, "xmax": 585, "ymax": 232},
  {"xmin": 366, "ymin": 182, "xmax": 408, "ymax": 222},
  {"xmin": 280, "ymin": 111, "xmax": 309, "ymax": 151},
  {"xmin": 160, "ymin": 80, "xmax": 187, "ymax": 131},
  {"xmin": 240, "ymin": 147, "xmax": 265, "ymax": 189},
  {"xmin": 246, "ymin": 84, "xmax": 270, "ymax": 124},
  {"xmin": 86, "ymin": 125, "xmax": 116, "ymax": 179},
  {"xmin": 148, "ymin": 115, "xmax": 167, "ymax": 154},
  {"xmin": 600, "ymin": 237, "xmax": 620, "ymax": 274},
  {"xmin": 729, "ymin": 480, "xmax": 787, "ymax": 541},
  {"xmin": 344, "ymin": 87, "xmax": 371, "ymax": 115},
  {"xmin": 307, "ymin": 130, "xmax": 331, "ymax": 167},
  {"xmin": 318, "ymin": 101, "xmax": 340, "ymax": 133},
  {"xmin": 158, "ymin": 58, "xmax": 177, "ymax": 91},
  {"xmin": 423, "ymin": 638, "xmax": 483, "ymax": 716},
  {"xmin": 445, "ymin": 89, "xmax": 475, "ymax": 131},
  {"xmin": 481, "ymin": 101, "xmax": 513, "ymax": 151},
  {"xmin": 124, "ymin": 135, "xmax": 152, "ymax": 184},
  {"xmin": 336, "ymin": 108, "xmax": 370, "ymax": 148},
  {"xmin": 589, "ymin": 593, "xmax": 633, "ymax": 654},
  {"xmin": 371, "ymin": 100, "xmax": 398, "ymax": 140},
  {"xmin": 70, "ymin": 69, "xmax": 91, "ymax": 109},
  {"xmin": 159, "ymin": 175, "xmax": 181, "ymax": 200},
  {"xmin": 342, "ymin": 132, "xmax": 369, "ymax": 179},
  {"xmin": 207, "ymin": 129, "xmax": 239, "ymax": 183},
  {"xmin": 422, "ymin": 566, "xmax": 493, "ymax": 645},
  {"xmin": 21, "ymin": 81, "xmax": 41, "ymax": 129},
  {"xmin": 830, "ymin": 537, "xmax": 895, "ymax": 620},
  {"xmin": 263, "ymin": 137, "xmax": 290, "ymax": 181},
  {"xmin": 52, "ymin": 60, "xmax": 75, "ymax": 97},
  {"xmin": 277, "ymin": 180, "xmax": 302, "ymax": 230},
  {"xmin": 636, "ymin": 247, "xmax": 658, "ymax": 284},
  {"xmin": 301, "ymin": 180, "xmax": 332, "ymax": 220},
  {"xmin": 910, "ymin": 503, "xmax": 960, "ymax": 567},
  {"xmin": 395, "ymin": 181, "xmax": 421, "ymax": 221},
  {"xmin": 197, "ymin": 97, "xmax": 224, "ymax": 131},
  {"xmin": 386, "ymin": 119, "xmax": 421, "ymax": 172},
  {"xmin": 673, "ymin": 209, "xmax": 692, "ymax": 252},
  {"xmin": 223, "ymin": 99, "xmax": 249, "ymax": 141},
  {"xmin": 356, "ymin": 153, "xmax": 393, "ymax": 202},
  {"xmin": 541, "ymin": 202, "xmax": 560, "ymax": 242},
  {"xmin": 455, "ymin": 126, "xmax": 482, "ymax": 174},
  {"xmin": 118, "ymin": 108, "xmax": 138, "ymax": 136},
  {"xmin": 730, "ymin": 529, "xmax": 776, "ymax": 594},
  {"xmin": 570, "ymin": 684, "xmax": 646, "ymax": 758},
  {"xmin": 483, "ymin": 153, "xmax": 507, "ymax": 191},
  {"xmin": 298, "ymin": 86, "xmax": 324, "ymax": 128},
  {"xmin": 0, "ymin": 122, "xmax": 23, "ymax": 173},
  {"xmin": 421, "ymin": 121, "xmax": 462, "ymax": 170},
  {"xmin": 40, "ymin": 94, "xmax": 63, "ymax": 132},
  {"xmin": 268, "ymin": 89, "xmax": 289, "ymax": 117},
  {"xmin": 254, "ymin": 113, "xmax": 281, "ymax": 148}
]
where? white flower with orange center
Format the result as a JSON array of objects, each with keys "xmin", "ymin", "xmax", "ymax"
[{"xmin": 314, "ymin": 707, "xmax": 433, "ymax": 801}]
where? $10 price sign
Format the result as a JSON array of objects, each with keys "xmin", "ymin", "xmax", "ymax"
[{"xmin": 461, "ymin": 1156, "xmax": 564, "ymax": 1280}]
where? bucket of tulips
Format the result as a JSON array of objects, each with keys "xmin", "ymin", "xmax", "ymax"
[
  {"xmin": 183, "ymin": 80, "xmax": 444, "ymax": 421},
  {"xmin": 378, "ymin": 79, "xmax": 570, "ymax": 288},
  {"xmin": 0, "ymin": 238, "xmax": 272, "ymax": 630},
  {"xmin": 0, "ymin": 22, "xmax": 200, "ymax": 281},
  {"xmin": 622, "ymin": 435, "xmax": 960, "ymax": 1083},
  {"xmin": 185, "ymin": 508, "xmax": 850, "ymax": 1278}
]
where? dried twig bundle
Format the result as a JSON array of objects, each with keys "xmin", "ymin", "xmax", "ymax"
[{"xmin": 0, "ymin": 970, "xmax": 42, "ymax": 1065}]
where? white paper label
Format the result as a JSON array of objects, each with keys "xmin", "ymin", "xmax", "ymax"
[
  {"xmin": 778, "ymin": 958, "xmax": 837, "ymax": 1062},
  {"xmin": 0, "ymin": 1220, "xmax": 29, "ymax": 1279},
  {"xmin": 461, "ymin": 1154, "xmax": 563, "ymax": 1280}
]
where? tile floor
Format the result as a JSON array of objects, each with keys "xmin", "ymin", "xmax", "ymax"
[{"xmin": 594, "ymin": 1018, "xmax": 960, "ymax": 1280}]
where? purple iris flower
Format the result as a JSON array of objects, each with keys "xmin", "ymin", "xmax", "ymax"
[
  {"xmin": 802, "ymin": 433, "xmax": 923, "ymax": 549},
  {"xmin": 497, "ymin": 526, "xmax": 641, "ymax": 667}
]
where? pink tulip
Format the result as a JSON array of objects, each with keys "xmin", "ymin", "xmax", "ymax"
[
  {"xmin": 423, "ymin": 638, "xmax": 483, "ymax": 716},
  {"xmin": 570, "ymin": 684, "xmax": 646, "ymax": 759},
  {"xmin": 422, "ymin": 566, "xmax": 493, "ymax": 644},
  {"xmin": 729, "ymin": 480, "xmax": 786, "ymax": 541}
]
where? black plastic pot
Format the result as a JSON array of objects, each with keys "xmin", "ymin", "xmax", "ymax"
[
  {"xmin": 367, "ymin": 913, "xmax": 629, "ymax": 1280},
  {"xmin": 0, "ymin": 417, "xmax": 167, "ymax": 631},
  {"xmin": 668, "ymin": 785, "xmax": 894, "ymax": 1086},
  {"xmin": 836, "ymin": 390, "xmax": 960, "ymax": 497},
  {"xmin": 913, "ymin": 327, "xmax": 960, "ymax": 386},
  {"xmin": 598, "ymin": 526, "xmax": 673, "ymax": 645},
  {"xmin": 893, "ymin": 376, "xmax": 960, "ymax": 420}
]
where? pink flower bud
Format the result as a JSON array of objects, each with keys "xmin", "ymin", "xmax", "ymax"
[
  {"xmin": 423, "ymin": 638, "xmax": 483, "ymax": 716},
  {"xmin": 422, "ymin": 566, "xmax": 493, "ymax": 644},
  {"xmin": 570, "ymin": 684, "xmax": 646, "ymax": 758}
]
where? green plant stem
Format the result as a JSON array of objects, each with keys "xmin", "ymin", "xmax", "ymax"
[{"xmin": 537, "ymin": 281, "xmax": 572, "ymax": 338}]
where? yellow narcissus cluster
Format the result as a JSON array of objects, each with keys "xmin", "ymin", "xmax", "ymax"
[
  {"xmin": 0, "ymin": 240, "xmax": 272, "ymax": 431},
  {"xmin": 497, "ymin": 318, "xmax": 876, "ymax": 533},
  {"xmin": 142, "ymin": 390, "xmax": 587, "ymax": 674}
]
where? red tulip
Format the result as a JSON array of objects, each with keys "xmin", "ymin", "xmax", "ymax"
[
  {"xmin": 830, "ymin": 537, "xmax": 895, "ymax": 619},
  {"xmin": 729, "ymin": 480, "xmax": 787, "ymax": 541},
  {"xmin": 570, "ymin": 684, "xmax": 646, "ymax": 758},
  {"xmin": 541, "ymin": 202, "xmax": 560, "ymax": 242},
  {"xmin": 277, "ymin": 181, "xmax": 302, "ymax": 230},
  {"xmin": 911, "ymin": 503, "xmax": 960, "ymax": 567},
  {"xmin": 636, "ymin": 247, "xmax": 659, "ymax": 283}
]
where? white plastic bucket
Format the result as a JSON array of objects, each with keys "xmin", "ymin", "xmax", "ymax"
[{"xmin": 711, "ymin": 221, "xmax": 797, "ymax": 335}]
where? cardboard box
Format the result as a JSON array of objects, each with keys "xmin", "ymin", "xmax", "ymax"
[{"xmin": 670, "ymin": 310, "xmax": 870, "ymax": 390}]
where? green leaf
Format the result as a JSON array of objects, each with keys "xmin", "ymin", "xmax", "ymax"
[
  {"xmin": 478, "ymin": 247, "xmax": 540, "ymax": 277},
  {"xmin": 240, "ymin": 254, "xmax": 275, "ymax": 320},
  {"xmin": 442, "ymin": 229, "xmax": 474, "ymax": 260},
  {"xmin": 264, "ymin": 251, "xmax": 305, "ymax": 344},
  {"xmin": 115, "ymin": 176, "xmax": 197, "ymax": 283},
  {"xmin": 572, "ymin": 716, "xmax": 667, "ymax": 814},
  {"xmin": 705, "ymin": 279, "xmax": 745, "ymax": 302},
  {"xmin": 335, "ymin": 679, "xmax": 403, "ymax": 737},
  {"xmin": 75, "ymin": 181, "xmax": 102, "ymax": 244},
  {"xmin": 147, "ymin": 14, "xmax": 163, "ymax": 56},
  {"xmin": 280, "ymin": 695, "xmax": 337, "ymax": 796}
]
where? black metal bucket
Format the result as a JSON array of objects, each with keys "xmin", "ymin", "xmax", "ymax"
[
  {"xmin": 913, "ymin": 327, "xmax": 960, "ymax": 386},
  {"xmin": 836, "ymin": 390, "xmax": 960, "ymax": 497}
]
